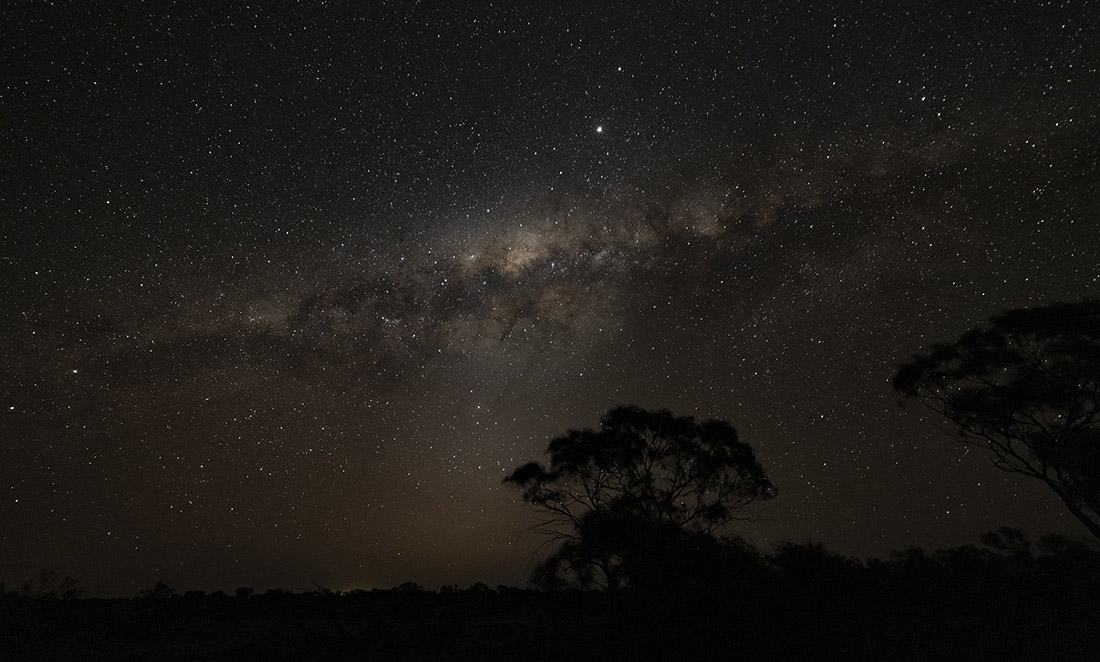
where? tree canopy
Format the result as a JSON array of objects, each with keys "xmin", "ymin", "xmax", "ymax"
[
  {"xmin": 894, "ymin": 299, "xmax": 1100, "ymax": 541},
  {"xmin": 504, "ymin": 405, "xmax": 774, "ymax": 590}
]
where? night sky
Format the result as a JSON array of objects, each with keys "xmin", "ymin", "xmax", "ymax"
[{"xmin": 3, "ymin": 2, "xmax": 1099, "ymax": 597}]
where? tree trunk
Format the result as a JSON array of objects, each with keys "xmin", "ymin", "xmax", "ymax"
[{"xmin": 1053, "ymin": 487, "xmax": 1100, "ymax": 543}]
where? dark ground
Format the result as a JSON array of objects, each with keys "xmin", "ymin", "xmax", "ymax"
[{"xmin": 3, "ymin": 578, "xmax": 1098, "ymax": 661}]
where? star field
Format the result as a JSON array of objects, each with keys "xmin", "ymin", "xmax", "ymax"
[{"xmin": 2, "ymin": 2, "xmax": 1099, "ymax": 595}]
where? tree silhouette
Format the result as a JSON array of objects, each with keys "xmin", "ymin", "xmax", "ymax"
[
  {"xmin": 504, "ymin": 405, "xmax": 774, "ymax": 590},
  {"xmin": 10, "ymin": 570, "xmax": 84, "ymax": 600},
  {"xmin": 894, "ymin": 299, "xmax": 1100, "ymax": 541},
  {"xmin": 137, "ymin": 581, "xmax": 176, "ymax": 599}
]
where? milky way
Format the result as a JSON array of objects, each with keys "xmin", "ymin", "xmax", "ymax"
[{"xmin": 3, "ymin": 2, "xmax": 1099, "ymax": 595}]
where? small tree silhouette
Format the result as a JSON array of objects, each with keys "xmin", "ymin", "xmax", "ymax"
[
  {"xmin": 234, "ymin": 586, "xmax": 254, "ymax": 598},
  {"xmin": 505, "ymin": 405, "xmax": 774, "ymax": 590},
  {"xmin": 137, "ymin": 581, "xmax": 176, "ymax": 599},
  {"xmin": 15, "ymin": 570, "xmax": 84, "ymax": 599}
]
